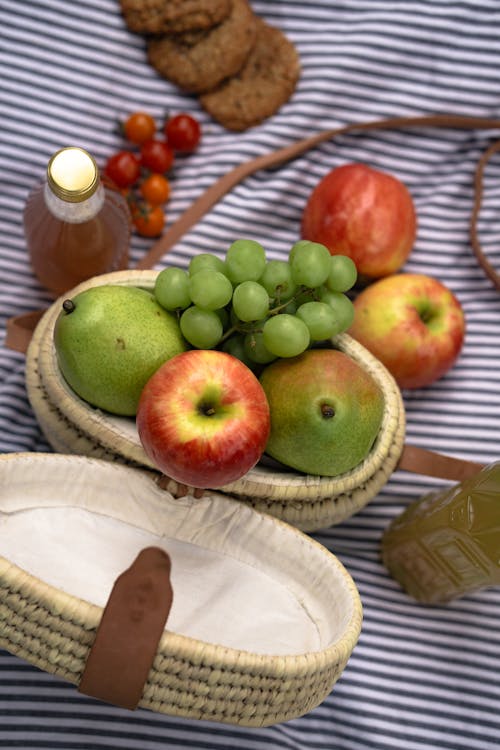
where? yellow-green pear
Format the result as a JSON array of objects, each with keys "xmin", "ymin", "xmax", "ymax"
[{"xmin": 54, "ymin": 285, "xmax": 187, "ymax": 416}]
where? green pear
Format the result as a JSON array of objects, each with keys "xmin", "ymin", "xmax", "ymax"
[
  {"xmin": 54, "ymin": 284, "xmax": 187, "ymax": 416},
  {"xmin": 259, "ymin": 348, "xmax": 384, "ymax": 476}
]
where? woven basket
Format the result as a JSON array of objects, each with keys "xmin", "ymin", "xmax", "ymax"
[
  {"xmin": 0, "ymin": 451, "xmax": 362, "ymax": 726},
  {"xmin": 25, "ymin": 270, "xmax": 406, "ymax": 532}
]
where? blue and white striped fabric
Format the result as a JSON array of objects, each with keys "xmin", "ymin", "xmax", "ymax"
[{"xmin": 1, "ymin": 1, "xmax": 500, "ymax": 748}]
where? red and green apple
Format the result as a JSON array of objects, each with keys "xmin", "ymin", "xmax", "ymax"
[
  {"xmin": 349, "ymin": 273, "xmax": 465, "ymax": 389},
  {"xmin": 136, "ymin": 349, "xmax": 270, "ymax": 488}
]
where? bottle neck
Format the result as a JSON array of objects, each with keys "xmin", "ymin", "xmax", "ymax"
[{"xmin": 44, "ymin": 181, "xmax": 105, "ymax": 223}]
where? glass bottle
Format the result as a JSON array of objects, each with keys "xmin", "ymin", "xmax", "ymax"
[
  {"xmin": 24, "ymin": 146, "xmax": 131, "ymax": 297},
  {"xmin": 381, "ymin": 462, "xmax": 500, "ymax": 603}
]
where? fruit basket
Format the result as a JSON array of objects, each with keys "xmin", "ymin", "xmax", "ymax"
[
  {"xmin": 25, "ymin": 269, "xmax": 406, "ymax": 532},
  {"xmin": 0, "ymin": 451, "xmax": 362, "ymax": 726}
]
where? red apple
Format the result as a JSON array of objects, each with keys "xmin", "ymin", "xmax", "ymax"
[
  {"xmin": 136, "ymin": 349, "xmax": 271, "ymax": 488},
  {"xmin": 348, "ymin": 273, "xmax": 465, "ymax": 389},
  {"xmin": 301, "ymin": 163, "xmax": 417, "ymax": 278}
]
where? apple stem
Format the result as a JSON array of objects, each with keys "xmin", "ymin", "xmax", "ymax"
[
  {"xmin": 198, "ymin": 402, "xmax": 216, "ymax": 417},
  {"xmin": 418, "ymin": 303, "xmax": 435, "ymax": 325}
]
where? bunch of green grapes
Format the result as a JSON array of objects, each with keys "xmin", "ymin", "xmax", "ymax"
[{"xmin": 153, "ymin": 239, "xmax": 357, "ymax": 366}]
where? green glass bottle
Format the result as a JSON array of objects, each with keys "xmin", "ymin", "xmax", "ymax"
[{"xmin": 381, "ymin": 462, "xmax": 500, "ymax": 603}]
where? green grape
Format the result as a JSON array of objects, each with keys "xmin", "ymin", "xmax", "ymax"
[
  {"xmin": 154, "ymin": 267, "xmax": 191, "ymax": 311},
  {"xmin": 214, "ymin": 306, "xmax": 230, "ymax": 330},
  {"xmin": 259, "ymin": 260, "xmax": 297, "ymax": 301},
  {"xmin": 229, "ymin": 306, "xmax": 242, "ymax": 327},
  {"xmin": 221, "ymin": 334, "xmax": 256, "ymax": 368},
  {"xmin": 326, "ymin": 255, "xmax": 358, "ymax": 293},
  {"xmin": 232, "ymin": 281, "xmax": 270, "ymax": 322},
  {"xmin": 282, "ymin": 300, "xmax": 297, "ymax": 315},
  {"xmin": 294, "ymin": 287, "xmax": 319, "ymax": 307},
  {"xmin": 290, "ymin": 240, "xmax": 332, "ymax": 288},
  {"xmin": 188, "ymin": 253, "xmax": 226, "ymax": 276},
  {"xmin": 225, "ymin": 239, "xmax": 267, "ymax": 283},
  {"xmin": 289, "ymin": 239, "xmax": 312, "ymax": 265},
  {"xmin": 319, "ymin": 289, "xmax": 355, "ymax": 333},
  {"xmin": 180, "ymin": 306, "xmax": 223, "ymax": 349},
  {"xmin": 243, "ymin": 332, "xmax": 277, "ymax": 364},
  {"xmin": 188, "ymin": 269, "xmax": 233, "ymax": 311},
  {"xmin": 229, "ymin": 306, "xmax": 266, "ymax": 333},
  {"xmin": 262, "ymin": 314, "xmax": 310, "ymax": 358},
  {"xmin": 296, "ymin": 301, "xmax": 338, "ymax": 341}
]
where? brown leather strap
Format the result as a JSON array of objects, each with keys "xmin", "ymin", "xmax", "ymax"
[
  {"xmin": 79, "ymin": 547, "xmax": 173, "ymax": 710},
  {"xmin": 135, "ymin": 113, "xmax": 500, "ymax": 272},
  {"xmin": 397, "ymin": 444, "xmax": 485, "ymax": 482},
  {"xmin": 470, "ymin": 138, "xmax": 500, "ymax": 290}
]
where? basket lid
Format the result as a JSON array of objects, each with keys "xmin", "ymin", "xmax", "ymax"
[{"xmin": 0, "ymin": 451, "xmax": 362, "ymax": 727}]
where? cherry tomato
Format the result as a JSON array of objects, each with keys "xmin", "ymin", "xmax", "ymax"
[
  {"xmin": 140, "ymin": 173, "xmax": 171, "ymax": 205},
  {"xmin": 104, "ymin": 150, "xmax": 141, "ymax": 189},
  {"xmin": 123, "ymin": 111, "xmax": 156, "ymax": 145},
  {"xmin": 165, "ymin": 113, "xmax": 201, "ymax": 152},
  {"xmin": 140, "ymin": 139, "xmax": 174, "ymax": 173},
  {"xmin": 132, "ymin": 203, "xmax": 165, "ymax": 237}
]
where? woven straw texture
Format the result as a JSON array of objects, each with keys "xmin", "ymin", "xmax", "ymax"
[
  {"xmin": 0, "ymin": 452, "xmax": 363, "ymax": 727},
  {"xmin": 25, "ymin": 270, "xmax": 406, "ymax": 531}
]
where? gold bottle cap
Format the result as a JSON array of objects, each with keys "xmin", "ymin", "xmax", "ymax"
[{"xmin": 47, "ymin": 147, "xmax": 100, "ymax": 202}]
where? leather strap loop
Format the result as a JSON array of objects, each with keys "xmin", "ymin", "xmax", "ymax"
[
  {"xmin": 6, "ymin": 309, "xmax": 46, "ymax": 354},
  {"xmin": 78, "ymin": 547, "xmax": 173, "ymax": 710},
  {"xmin": 396, "ymin": 444, "xmax": 485, "ymax": 482}
]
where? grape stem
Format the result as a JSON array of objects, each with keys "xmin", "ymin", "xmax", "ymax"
[{"xmin": 218, "ymin": 285, "xmax": 317, "ymax": 343}]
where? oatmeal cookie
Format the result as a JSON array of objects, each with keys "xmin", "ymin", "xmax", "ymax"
[
  {"xmin": 147, "ymin": 0, "xmax": 257, "ymax": 94},
  {"xmin": 120, "ymin": 0, "xmax": 231, "ymax": 35},
  {"xmin": 199, "ymin": 18, "xmax": 300, "ymax": 131}
]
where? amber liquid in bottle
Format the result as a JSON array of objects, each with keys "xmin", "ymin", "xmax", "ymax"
[
  {"xmin": 23, "ymin": 147, "xmax": 131, "ymax": 297},
  {"xmin": 381, "ymin": 462, "xmax": 500, "ymax": 603}
]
